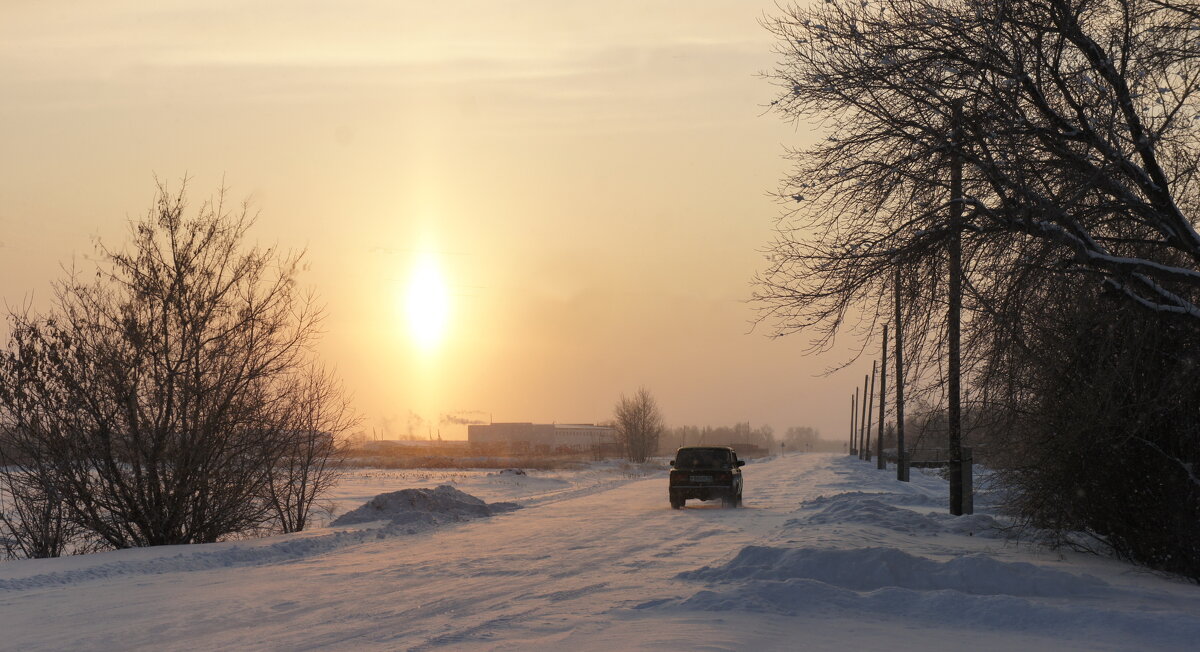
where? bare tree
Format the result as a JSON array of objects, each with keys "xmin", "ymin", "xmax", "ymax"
[
  {"xmin": 0, "ymin": 181, "xmax": 351, "ymax": 552},
  {"xmin": 758, "ymin": 0, "xmax": 1200, "ymax": 343},
  {"xmin": 756, "ymin": 0, "xmax": 1200, "ymax": 579},
  {"xmin": 614, "ymin": 387, "xmax": 664, "ymax": 463},
  {"xmin": 755, "ymin": 0, "xmax": 1200, "ymax": 401},
  {"xmin": 784, "ymin": 426, "xmax": 820, "ymax": 451}
]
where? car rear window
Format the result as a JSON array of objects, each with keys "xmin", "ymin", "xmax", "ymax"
[{"xmin": 676, "ymin": 449, "xmax": 731, "ymax": 468}]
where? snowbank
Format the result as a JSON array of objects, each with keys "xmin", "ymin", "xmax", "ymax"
[
  {"xmin": 0, "ymin": 529, "xmax": 386, "ymax": 591},
  {"xmin": 678, "ymin": 545, "xmax": 1108, "ymax": 597},
  {"xmin": 493, "ymin": 468, "xmax": 527, "ymax": 476},
  {"xmin": 671, "ymin": 575, "xmax": 1200, "ymax": 645},
  {"xmin": 330, "ymin": 485, "xmax": 520, "ymax": 526},
  {"xmin": 793, "ymin": 491, "xmax": 1005, "ymax": 538}
]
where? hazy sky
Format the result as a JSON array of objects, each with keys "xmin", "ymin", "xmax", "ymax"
[{"xmin": 0, "ymin": 1, "xmax": 864, "ymax": 442}]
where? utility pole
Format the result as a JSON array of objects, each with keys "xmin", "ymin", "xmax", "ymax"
[
  {"xmin": 948, "ymin": 99, "xmax": 966, "ymax": 515},
  {"xmin": 850, "ymin": 392, "xmax": 857, "ymax": 455},
  {"xmin": 859, "ymin": 374, "xmax": 869, "ymax": 461},
  {"xmin": 865, "ymin": 362, "xmax": 876, "ymax": 463},
  {"xmin": 895, "ymin": 267, "xmax": 908, "ymax": 482},
  {"xmin": 878, "ymin": 323, "xmax": 888, "ymax": 470}
]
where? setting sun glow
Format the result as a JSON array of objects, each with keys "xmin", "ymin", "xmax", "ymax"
[{"xmin": 404, "ymin": 253, "xmax": 450, "ymax": 351}]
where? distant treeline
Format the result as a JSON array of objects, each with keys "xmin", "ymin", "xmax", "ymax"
[{"xmin": 659, "ymin": 423, "xmax": 838, "ymax": 454}]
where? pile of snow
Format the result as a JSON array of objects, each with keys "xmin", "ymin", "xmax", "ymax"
[
  {"xmin": 326, "ymin": 465, "xmax": 638, "ymax": 523},
  {"xmin": 330, "ymin": 485, "xmax": 520, "ymax": 527},
  {"xmin": 493, "ymin": 468, "xmax": 527, "ymax": 476},
  {"xmin": 670, "ymin": 574, "xmax": 1200, "ymax": 644},
  {"xmin": 666, "ymin": 546, "xmax": 1200, "ymax": 644},
  {"xmin": 792, "ymin": 491, "xmax": 1005, "ymax": 538},
  {"xmin": 679, "ymin": 546, "xmax": 1107, "ymax": 597}
]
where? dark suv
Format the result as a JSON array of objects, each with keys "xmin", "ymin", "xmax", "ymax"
[{"xmin": 669, "ymin": 446, "xmax": 745, "ymax": 509}]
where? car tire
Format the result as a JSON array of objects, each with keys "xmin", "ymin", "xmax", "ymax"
[{"xmin": 670, "ymin": 495, "xmax": 684, "ymax": 509}]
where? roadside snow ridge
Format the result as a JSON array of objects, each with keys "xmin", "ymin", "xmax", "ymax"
[
  {"xmin": 794, "ymin": 492, "xmax": 1004, "ymax": 538},
  {"xmin": 679, "ymin": 546, "xmax": 1107, "ymax": 597}
]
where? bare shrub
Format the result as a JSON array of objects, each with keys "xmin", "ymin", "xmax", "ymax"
[
  {"xmin": 0, "ymin": 464, "xmax": 77, "ymax": 559},
  {"xmin": 989, "ymin": 289, "xmax": 1200, "ymax": 581},
  {"xmin": 0, "ymin": 181, "xmax": 352, "ymax": 553}
]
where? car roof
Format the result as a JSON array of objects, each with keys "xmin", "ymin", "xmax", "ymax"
[{"xmin": 675, "ymin": 446, "xmax": 736, "ymax": 452}]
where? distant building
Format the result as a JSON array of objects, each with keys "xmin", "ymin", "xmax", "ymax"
[{"xmin": 467, "ymin": 422, "xmax": 617, "ymax": 452}]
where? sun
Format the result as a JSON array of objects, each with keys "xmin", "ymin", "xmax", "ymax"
[{"xmin": 404, "ymin": 253, "xmax": 450, "ymax": 351}]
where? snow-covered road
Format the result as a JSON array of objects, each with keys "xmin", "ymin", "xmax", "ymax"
[{"xmin": 2, "ymin": 454, "xmax": 1197, "ymax": 651}]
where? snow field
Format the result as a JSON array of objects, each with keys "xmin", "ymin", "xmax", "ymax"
[{"xmin": 1, "ymin": 454, "xmax": 1197, "ymax": 651}]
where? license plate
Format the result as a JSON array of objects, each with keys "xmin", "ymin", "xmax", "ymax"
[{"xmin": 690, "ymin": 475, "xmax": 713, "ymax": 483}]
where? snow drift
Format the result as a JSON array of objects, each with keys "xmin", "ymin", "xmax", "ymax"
[
  {"xmin": 678, "ymin": 545, "xmax": 1108, "ymax": 597},
  {"xmin": 793, "ymin": 491, "xmax": 1005, "ymax": 538},
  {"xmin": 330, "ymin": 485, "xmax": 520, "ymax": 527}
]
